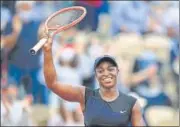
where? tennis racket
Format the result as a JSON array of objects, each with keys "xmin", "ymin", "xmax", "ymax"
[{"xmin": 29, "ymin": 6, "xmax": 87, "ymax": 55}]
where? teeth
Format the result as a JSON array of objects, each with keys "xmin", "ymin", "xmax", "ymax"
[{"xmin": 104, "ymin": 78, "xmax": 112, "ymax": 82}]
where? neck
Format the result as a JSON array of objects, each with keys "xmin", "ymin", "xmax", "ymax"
[{"xmin": 99, "ymin": 86, "xmax": 119, "ymax": 102}]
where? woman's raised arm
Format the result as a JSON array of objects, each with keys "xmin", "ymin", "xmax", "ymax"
[{"xmin": 42, "ymin": 37, "xmax": 85, "ymax": 106}]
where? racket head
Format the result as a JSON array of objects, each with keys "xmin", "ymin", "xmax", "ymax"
[
  {"xmin": 44, "ymin": 6, "xmax": 87, "ymax": 35},
  {"xmin": 29, "ymin": 6, "xmax": 86, "ymax": 56}
]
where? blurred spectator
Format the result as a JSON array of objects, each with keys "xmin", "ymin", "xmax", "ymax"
[
  {"xmin": 3, "ymin": 1, "xmax": 48, "ymax": 104},
  {"xmin": 57, "ymin": 48, "xmax": 82, "ymax": 86},
  {"xmin": 147, "ymin": 1, "xmax": 179, "ymax": 36},
  {"xmin": 1, "ymin": 85, "xmax": 34, "ymax": 126},
  {"xmin": 163, "ymin": 2, "xmax": 179, "ymax": 97},
  {"xmin": 130, "ymin": 52, "xmax": 172, "ymax": 108},
  {"xmin": 73, "ymin": 32, "xmax": 95, "ymax": 89},
  {"xmin": 56, "ymin": 48, "xmax": 83, "ymax": 125},
  {"xmin": 98, "ymin": 0, "xmax": 109, "ymax": 14},
  {"xmin": 109, "ymin": 1, "xmax": 150, "ymax": 36},
  {"xmin": 87, "ymin": 33, "xmax": 104, "ymax": 60},
  {"xmin": 74, "ymin": 0, "xmax": 103, "ymax": 31},
  {"xmin": 165, "ymin": 2, "xmax": 179, "ymax": 65},
  {"xmin": 163, "ymin": 1, "xmax": 179, "ymax": 37},
  {"xmin": 86, "ymin": 33, "xmax": 106, "ymax": 89},
  {"xmin": 130, "ymin": 52, "xmax": 173, "ymax": 125},
  {"xmin": 1, "ymin": 6, "xmax": 12, "ymax": 88},
  {"xmin": 1, "ymin": 6, "xmax": 11, "ymax": 32},
  {"xmin": 47, "ymin": 103, "xmax": 64, "ymax": 126},
  {"xmin": 48, "ymin": 112, "xmax": 64, "ymax": 126},
  {"xmin": 48, "ymin": 100, "xmax": 83, "ymax": 126},
  {"xmin": 136, "ymin": 63, "xmax": 172, "ymax": 108},
  {"xmin": 147, "ymin": 2, "xmax": 166, "ymax": 34},
  {"xmin": 172, "ymin": 56, "xmax": 179, "ymax": 108},
  {"xmin": 1, "ymin": 1, "xmax": 16, "ymax": 15},
  {"xmin": 1, "ymin": 86, "xmax": 9, "ymax": 125},
  {"xmin": 33, "ymin": 1, "xmax": 74, "ymax": 22},
  {"xmin": 130, "ymin": 51, "xmax": 159, "ymax": 89}
]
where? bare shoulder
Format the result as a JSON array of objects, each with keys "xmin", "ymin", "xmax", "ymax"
[
  {"xmin": 78, "ymin": 85, "xmax": 86, "ymax": 111},
  {"xmin": 79, "ymin": 85, "xmax": 86, "ymax": 100},
  {"xmin": 131, "ymin": 100, "xmax": 145, "ymax": 126},
  {"xmin": 132, "ymin": 100, "xmax": 142, "ymax": 111}
]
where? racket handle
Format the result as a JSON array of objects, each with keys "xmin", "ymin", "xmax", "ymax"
[{"xmin": 29, "ymin": 38, "xmax": 47, "ymax": 55}]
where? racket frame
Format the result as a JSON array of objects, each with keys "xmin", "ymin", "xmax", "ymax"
[{"xmin": 30, "ymin": 6, "xmax": 87, "ymax": 55}]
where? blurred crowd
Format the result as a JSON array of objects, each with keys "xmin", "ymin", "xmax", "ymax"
[{"xmin": 1, "ymin": 1, "xmax": 179, "ymax": 126}]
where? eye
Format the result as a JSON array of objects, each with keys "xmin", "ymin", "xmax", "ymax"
[
  {"xmin": 97, "ymin": 69, "xmax": 103, "ymax": 74},
  {"xmin": 108, "ymin": 67, "xmax": 116, "ymax": 72}
]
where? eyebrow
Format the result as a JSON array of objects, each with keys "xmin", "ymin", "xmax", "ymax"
[{"xmin": 96, "ymin": 65, "xmax": 116, "ymax": 70}]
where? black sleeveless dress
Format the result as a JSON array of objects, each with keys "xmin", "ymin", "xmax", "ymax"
[{"xmin": 83, "ymin": 88, "xmax": 137, "ymax": 126}]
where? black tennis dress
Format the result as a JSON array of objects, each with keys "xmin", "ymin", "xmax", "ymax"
[{"xmin": 83, "ymin": 88, "xmax": 137, "ymax": 126}]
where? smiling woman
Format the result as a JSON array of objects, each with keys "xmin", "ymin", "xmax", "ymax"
[
  {"xmin": 42, "ymin": 37, "xmax": 145, "ymax": 126},
  {"xmin": 94, "ymin": 56, "xmax": 119, "ymax": 90},
  {"xmin": 82, "ymin": 55, "xmax": 145, "ymax": 126}
]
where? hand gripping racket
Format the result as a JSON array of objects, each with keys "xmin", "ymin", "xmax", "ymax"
[{"xmin": 29, "ymin": 6, "xmax": 87, "ymax": 55}]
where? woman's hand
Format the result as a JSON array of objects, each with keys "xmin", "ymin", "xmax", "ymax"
[
  {"xmin": 38, "ymin": 22, "xmax": 53, "ymax": 52},
  {"xmin": 42, "ymin": 37, "xmax": 53, "ymax": 52}
]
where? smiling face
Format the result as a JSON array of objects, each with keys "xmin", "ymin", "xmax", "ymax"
[{"xmin": 95, "ymin": 61, "xmax": 119, "ymax": 89}]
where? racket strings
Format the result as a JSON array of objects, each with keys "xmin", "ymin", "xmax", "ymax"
[{"xmin": 47, "ymin": 10, "xmax": 84, "ymax": 29}]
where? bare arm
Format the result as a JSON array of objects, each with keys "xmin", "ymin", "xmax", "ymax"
[
  {"xmin": 1, "ymin": 32, "xmax": 19, "ymax": 49},
  {"xmin": 43, "ymin": 37, "xmax": 85, "ymax": 106},
  {"xmin": 130, "ymin": 64, "xmax": 157, "ymax": 86},
  {"xmin": 1, "ymin": 15, "xmax": 22, "ymax": 49},
  {"xmin": 130, "ymin": 68, "xmax": 149, "ymax": 85},
  {"xmin": 131, "ymin": 101, "xmax": 145, "ymax": 126}
]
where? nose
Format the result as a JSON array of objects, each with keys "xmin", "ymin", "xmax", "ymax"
[{"xmin": 103, "ymin": 70, "xmax": 109, "ymax": 76}]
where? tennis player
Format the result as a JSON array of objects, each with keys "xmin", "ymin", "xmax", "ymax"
[{"xmin": 43, "ymin": 37, "xmax": 145, "ymax": 126}]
